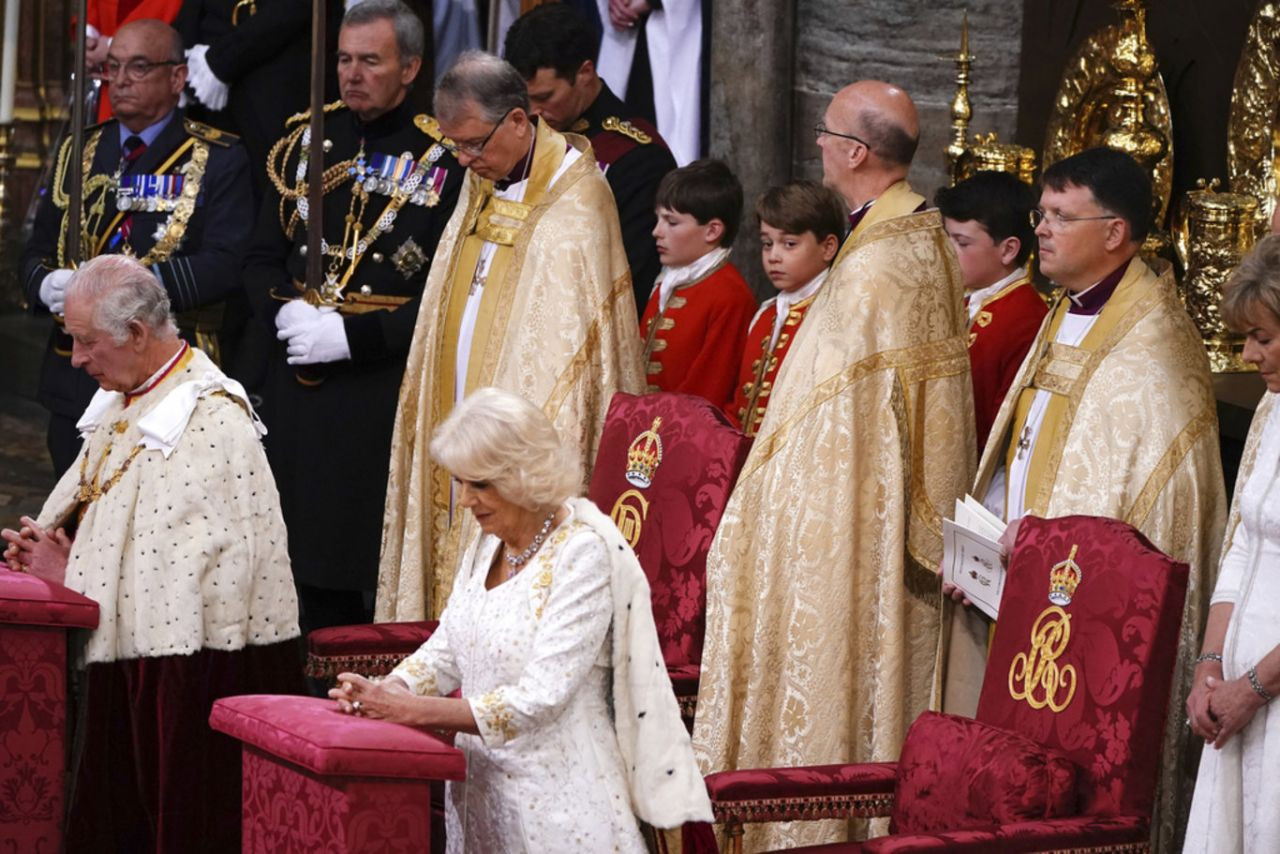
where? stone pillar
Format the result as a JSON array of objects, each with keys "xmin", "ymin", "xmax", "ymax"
[
  {"xmin": 707, "ymin": 0, "xmax": 796, "ymax": 298},
  {"xmin": 791, "ymin": 1, "xmax": 1023, "ymax": 196}
]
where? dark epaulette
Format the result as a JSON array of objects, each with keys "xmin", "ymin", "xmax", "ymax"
[
  {"xmin": 185, "ymin": 119, "xmax": 239, "ymax": 147},
  {"xmin": 285, "ymin": 100, "xmax": 348, "ymax": 127}
]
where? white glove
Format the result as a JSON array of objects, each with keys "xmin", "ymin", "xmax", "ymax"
[
  {"xmin": 39, "ymin": 269, "xmax": 74, "ymax": 314},
  {"xmin": 274, "ymin": 298, "xmax": 321, "ymax": 333},
  {"xmin": 278, "ymin": 306, "xmax": 351, "ymax": 365},
  {"xmin": 185, "ymin": 45, "xmax": 229, "ymax": 111}
]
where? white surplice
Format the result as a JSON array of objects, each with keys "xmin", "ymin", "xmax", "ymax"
[
  {"xmin": 391, "ymin": 506, "xmax": 646, "ymax": 854},
  {"xmin": 1184, "ymin": 393, "xmax": 1280, "ymax": 854}
]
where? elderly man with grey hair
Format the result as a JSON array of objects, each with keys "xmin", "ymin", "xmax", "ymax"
[
  {"xmin": 2, "ymin": 255, "xmax": 301, "ymax": 851},
  {"xmin": 244, "ymin": 0, "xmax": 464, "ymax": 637},
  {"xmin": 376, "ymin": 50, "xmax": 643, "ymax": 622}
]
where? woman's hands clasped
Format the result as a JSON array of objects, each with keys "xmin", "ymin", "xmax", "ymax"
[{"xmin": 330, "ymin": 672, "xmax": 422, "ymax": 725}]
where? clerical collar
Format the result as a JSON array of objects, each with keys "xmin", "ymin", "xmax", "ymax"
[
  {"xmin": 847, "ymin": 198, "xmax": 874, "ymax": 232},
  {"xmin": 118, "ymin": 108, "xmax": 176, "ymax": 150},
  {"xmin": 125, "ymin": 341, "xmax": 189, "ymax": 406},
  {"xmin": 352, "ymin": 98, "xmax": 413, "ymax": 141},
  {"xmin": 496, "ymin": 116, "xmax": 538, "ymax": 191},
  {"xmin": 1066, "ymin": 258, "xmax": 1129, "ymax": 316},
  {"xmin": 967, "ymin": 266, "xmax": 1028, "ymax": 323}
]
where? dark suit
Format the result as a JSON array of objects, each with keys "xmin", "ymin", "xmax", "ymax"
[
  {"xmin": 20, "ymin": 109, "xmax": 254, "ymax": 474},
  {"xmin": 573, "ymin": 82, "xmax": 676, "ymax": 313},
  {"xmin": 244, "ymin": 99, "xmax": 462, "ymax": 627}
]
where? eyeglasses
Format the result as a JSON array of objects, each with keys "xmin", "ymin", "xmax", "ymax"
[
  {"xmin": 1029, "ymin": 208, "xmax": 1119, "ymax": 229},
  {"xmin": 814, "ymin": 122, "xmax": 871, "ymax": 150},
  {"xmin": 103, "ymin": 58, "xmax": 183, "ymax": 82},
  {"xmin": 443, "ymin": 108, "xmax": 514, "ymax": 158}
]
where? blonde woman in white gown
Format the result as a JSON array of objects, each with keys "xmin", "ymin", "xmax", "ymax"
[
  {"xmin": 1185, "ymin": 235, "xmax": 1280, "ymax": 853},
  {"xmin": 329, "ymin": 387, "xmax": 709, "ymax": 853}
]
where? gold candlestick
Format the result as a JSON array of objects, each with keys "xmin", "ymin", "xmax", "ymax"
[{"xmin": 941, "ymin": 12, "xmax": 975, "ymax": 186}]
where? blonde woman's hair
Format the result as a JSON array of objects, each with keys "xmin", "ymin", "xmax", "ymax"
[
  {"xmin": 429, "ymin": 387, "xmax": 581, "ymax": 510},
  {"xmin": 1221, "ymin": 233, "xmax": 1280, "ymax": 332}
]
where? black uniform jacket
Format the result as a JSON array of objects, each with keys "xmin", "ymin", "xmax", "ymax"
[
  {"xmin": 244, "ymin": 99, "xmax": 463, "ymax": 590},
  {"xmin": 574, "ymin": 82, "xmax": 676, "ymax": 313},
  {"xmin": 21, "ymin": 109, "xmax": 254, "ymax": 419}
]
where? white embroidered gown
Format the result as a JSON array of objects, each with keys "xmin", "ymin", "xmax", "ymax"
[
  {"xmin": 391, "ymin": 507, "xmax": 647, "ymax": 853},
  {"xmin": 1185, "ymin": 394, "xmax": 1280, "ymax": 853}
]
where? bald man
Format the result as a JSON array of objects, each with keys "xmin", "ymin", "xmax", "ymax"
[
  {"xmin": 693, "ymin": 80, "xmax": 976, "ymax": 851},
  {"xmin": 21, "ymin": 18, "xmax": 254, "ymax": 476}
]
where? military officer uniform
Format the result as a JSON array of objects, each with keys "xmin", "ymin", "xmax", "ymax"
[
  {"xmin": 571, "ymin": 81, "xmax": 676, "ymax": 313},
  {"xmin": 21, "ymin": 109, "xmax": 254, "ymax": 475},
  {"xmin": 244, "ymin": 99, "xmax": 463, "ymax": 630}
]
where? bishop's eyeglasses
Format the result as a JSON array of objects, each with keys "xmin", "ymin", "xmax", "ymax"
[{"xmin": 1029, "ymin": 208, "xmax": 1120, "ymax": 229}]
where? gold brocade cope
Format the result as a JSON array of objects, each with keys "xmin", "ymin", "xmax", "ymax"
[
  {"xmin": 376, "ymin": 125, "xmax": 644, "ymax": 622},
  {"xmin": 944, "ymin": 257, "xmax": 1226, "ymax": 853},
  {"xmin": 1228, "ymin": 2, "xmax": 1280, "ymax": 238},
  {"xmin": 1043, "ymin": 0, "xmax": 1173, "ymax": 239},
  {"xmin": 692, "ymin": 181, "xmax": 976, "ymax": 852},
  {"xmin": 1173, "ymin": 180, "xmax": 1259, "ymax": 373}
]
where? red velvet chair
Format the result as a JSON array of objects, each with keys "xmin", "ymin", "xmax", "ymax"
[
  {"xmin": 0, "ymin": 569, "xmax": 100, "ymax": 851},
  {"xmin": 306, "ymin": 391, "xmax": 751, "ymax": 724},
  {"xmin": 700, "ymin": 515, "xmax": 1189, "ymax": 854}
]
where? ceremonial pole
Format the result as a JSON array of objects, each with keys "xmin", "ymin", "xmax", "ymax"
[
  {"xmin": 297, "ymin": 0, "xmax": 326, "ymax": 385},
  {"xmin": 67, "ymin": 0, "xmax": 89, "ymax": 267},
  {"xmin": 306, "ymin": 0, "xmax": 325, "ymax": 294}
]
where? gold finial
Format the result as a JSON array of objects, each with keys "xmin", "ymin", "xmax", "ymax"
[{"xmin": 941, "ymin": 11, "xmax": 976, "ymax": 186}]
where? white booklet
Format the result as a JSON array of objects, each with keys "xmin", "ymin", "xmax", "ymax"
[{"xmin": 942, "ymin": 495, "xmax": 1007, "ymax": 620}]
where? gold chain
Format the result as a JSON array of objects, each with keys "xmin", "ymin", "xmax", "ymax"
[
  {"xmin": 76, "ymin": 421, "xmax": 144, "ymax": 505},
  {"xmin": 130, "ymin": 141, "xmax": 209, "ymax": 265}
]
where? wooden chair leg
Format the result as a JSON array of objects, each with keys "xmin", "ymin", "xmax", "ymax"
[{"xmin": 726, "ymin": 820, "xmax": 744, "ymax": 854}]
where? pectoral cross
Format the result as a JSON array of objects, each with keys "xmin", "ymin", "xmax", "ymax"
[
  {"xmin": 468, "ymin": 265, "xmax": 486, "ymax": 297},
  {"xmin": 1015, "ymin": 425, "xmax": 1033, "ymax": 460}
]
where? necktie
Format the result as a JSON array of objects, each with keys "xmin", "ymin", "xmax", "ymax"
[
  {"xmin": 118, "ymin": 136, "xmax": 148, "ymax": 245},
  {"xmin": 122, "ymin": 135, "xmax": 147, "ymax": 170}
]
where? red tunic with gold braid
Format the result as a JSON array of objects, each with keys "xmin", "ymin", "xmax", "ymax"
[
  {"xmin": 968, "ymin": 272, "xmax": 1048, "ymax": 450},
  {"xmin": 724, "ymin": 293, "xmax": 818, "ymax": 437},
  {"xmin": 639, "ymin": 261, "xmax": 757, "ymax": 405}
]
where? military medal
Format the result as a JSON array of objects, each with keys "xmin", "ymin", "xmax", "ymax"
[{"xmin": 391, "ymin": 236, "xmax": 427, "ymax": 278}]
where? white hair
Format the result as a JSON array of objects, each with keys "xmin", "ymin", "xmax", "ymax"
[
  {"xmin": 66, "ymin": 255, "xmax": 178, "ymax": 343},
  {"xmin": 430, "ymin": 387, "xmax": 581, "ymax": 511}
]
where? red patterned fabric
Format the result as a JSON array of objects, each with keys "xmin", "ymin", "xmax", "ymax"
[
  {"xmin": 977, "ymin": 515, "xmax": 1188, "ymax": 820},
  {"xmin": 210, "ymin": 694, "xmax": 466, "ymax": 780},
  {"xmin": 766, "ymin": 814, "xmax": 1148, "ymax": 853},
  {"xmin": 64, "ymin": 641, "xmax": 303, "ymax": 854},
  {"xmin": 0, "ymin": 625, "xmax": 69, "ymax": 852},
  {"xmin": 305, "ymin": 620, "xmax": 438, "ymax": 678},
  {"xmin": 705, "ymin": 762, "xmax": 897, "ymax": 802},
  {"xmin": 241, "ymin": 745, "xmax": 434, "ymax": 853},
  {"xmin": 0, "ymin": 570, "xmax": 100, "ymax": 629},
  {"xmin": 587, "ymin": 392, "xmax": 751, "ymax": 668},
  {"xmin": 889, "ymin": 711, "xmax": 1077, "ymax": 835}
]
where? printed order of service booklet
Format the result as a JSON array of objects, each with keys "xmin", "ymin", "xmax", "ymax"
[{"xmin": 942, "ymin": 495, "xmax": 1007, "ymax": 620}]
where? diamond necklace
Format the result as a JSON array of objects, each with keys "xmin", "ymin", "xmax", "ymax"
[{"xmin": 503, "ymin": 510, "xmax": 557, "ymax": 573}]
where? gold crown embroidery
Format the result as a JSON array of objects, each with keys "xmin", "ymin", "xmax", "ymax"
[
  {"xmin": 1048, "ymin": 544, "xmax": 1082, "ymax": 606},
  {"xmin": 625, "ymin": 417, "xmax": 663, "ymax": 488}
]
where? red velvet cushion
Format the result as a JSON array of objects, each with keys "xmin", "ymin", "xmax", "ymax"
[
  {"xmin": 587, "ymin": 392, "xmax": 751, "ymax": 667},
  {"xmin": 889, "ymin": 711, "xmax": 1078, "ymax": 836},
  {"xmin": 706, "ymin": 761, "xmax": 897, "ymax": 802},
  {"xmin": 0, "ymin": 570, "xmax": 100, "ymax": 629},
  {"xmin": 307, "ymin": 620, "xmax": 438, "ymax": 657},
  {"xmin": 977, "ymin": 515, "xmax": 1188, "ymax": 819},
  {"xmin": 209, "ymin": 694, "xmax": 465, "ymax": 781}
]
